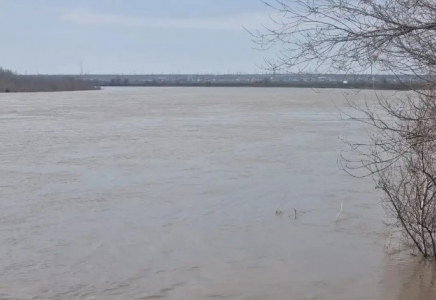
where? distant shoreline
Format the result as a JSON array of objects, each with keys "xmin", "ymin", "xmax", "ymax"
[
  {"xmin": 1, "ymin": 70, "xmax": 426, "ymax": 92},
  {"xmin": 99, "ymin": 82, "xmax": 422, "ymax": 91},
  {"xmin": 0, "ymin": 68, "xmax": 100, "ymax": 93},
  {"xmin": 82, "ymin": 74, "xmax": 424, "ymax": 91}
]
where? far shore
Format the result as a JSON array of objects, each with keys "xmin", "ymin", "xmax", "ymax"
[
  {"xmin": 0, "ymin": 68, "xmax": 100, "ymax": 93},
  {"xmin": 99, "ymin": 82, "xmax": 423, "ymax": 91},
  {"xmin": 1, "ymin": 69, "xmax": 426, "ymax": 92}
]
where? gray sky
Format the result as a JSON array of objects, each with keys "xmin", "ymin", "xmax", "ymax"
[{"xmin": 0, "ymin": 0, "xmax": 276, "ymax": 74}]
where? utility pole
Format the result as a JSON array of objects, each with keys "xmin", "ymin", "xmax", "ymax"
[{"xmin": 80, "ymin": 62, "xmax": 83, "ymax": 76}]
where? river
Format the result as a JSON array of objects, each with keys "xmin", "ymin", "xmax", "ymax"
[{"xmin": 1, "ymin": 87, "xmax": 435, "ymax": 299}]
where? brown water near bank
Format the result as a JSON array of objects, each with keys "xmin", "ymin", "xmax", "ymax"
[{"xmin": 0, "ymin": 87, "xmax": 435, "ymax": 299}]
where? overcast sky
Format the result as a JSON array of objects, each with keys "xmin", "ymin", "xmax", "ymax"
[{"xmin": 0, "ymin": 0, "xmax": 277, "ymax": 74}]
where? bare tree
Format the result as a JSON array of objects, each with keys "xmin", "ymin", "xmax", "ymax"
[
  {"xmin": 252, "ymin": 0, "xmax": 436, "ymax": 258},
  {"xmin": 253, "ymin": 0, "xmax": 436, "ymax": 81},
  {"xmin": 340, "ymin": 90, "xmax": 436, "ymax": 257}
]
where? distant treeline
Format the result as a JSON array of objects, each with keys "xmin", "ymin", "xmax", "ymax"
[
  {"xmin": 0, "ymin": 68, "xmax": 100, "ymax": 93},
  {"xmin": 100, "ymin": 79, "xmax": 425, "ymax": 90}
]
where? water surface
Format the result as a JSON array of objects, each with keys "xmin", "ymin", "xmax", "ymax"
[{"xmin": 1, "ymin": 87, "xmax": 435, "ymax": 299}]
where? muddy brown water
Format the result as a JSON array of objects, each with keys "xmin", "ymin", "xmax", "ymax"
[{"xmin": 1, "ymin": 87, "xmax": 435, "ymax": 300}]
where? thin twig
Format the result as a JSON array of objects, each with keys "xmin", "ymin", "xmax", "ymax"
[
  {"xmin": 275, "ymin": 193, "xmax": 287, "ymax": 215},
  {"xmin": 291, "ymin": 207, "xmax": 298, "ymax": 220},
  {"xmin": 335, "ymin": 200, "xmax": 344, "ymax": 223}
]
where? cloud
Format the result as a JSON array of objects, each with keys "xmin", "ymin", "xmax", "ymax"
[{"xmin": 60, "ymin": 10, "xmax": 275, "ymax": 31}]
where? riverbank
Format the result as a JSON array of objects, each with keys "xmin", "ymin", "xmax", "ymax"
[
  {"xmin": 99, "ymin": 81, "xmax": 422, "ymax": 90},
  {"xmin": 76, "ymin": 73, "xmax": 426, "ymax": 91},
  {"xmin": 0, "ymin": 68, "xmax": 100, "ymax": 93}
]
